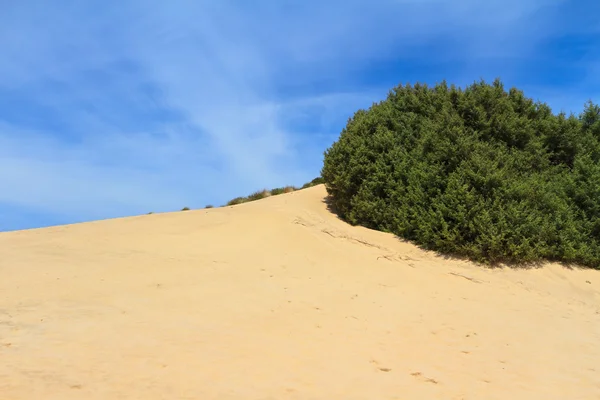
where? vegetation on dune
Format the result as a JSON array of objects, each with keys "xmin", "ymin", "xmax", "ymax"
[
  {"xmin": 322, "ymin": 78, "xmax": 600, "ymax": 268},
  {"xmin": 173, "ymin": 178, "xmax": 321, "ymax": 213},
  {"xmin": 226, "ymin": 196, "xmax": 248, "ymax": 206},
  {"xmin": 147, "ymin": 179, "xmax": 318, "ymax": 215},
  {"xmin": 270, "ymin": 186, "xmax": 297, "ymax": 195},
  {"xmin": 246, "ymin": 189, "xmax": 272, "ymax": 201},
  {"xmin": 301, "ymin": 176, "xmax": 325, "ymax": 189},
  {"xmin": 223, "ymin": 179, "xmax": 322, "ymax": 207}
]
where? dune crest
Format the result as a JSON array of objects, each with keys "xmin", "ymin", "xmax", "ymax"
[{"xmin": 1, "ymin": 185, "xmax": 599, "ymax": 399}]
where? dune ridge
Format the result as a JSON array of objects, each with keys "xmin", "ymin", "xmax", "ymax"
[{"xmin": 1, "ymin": 185, "xmax": 599, "ymax": 399}]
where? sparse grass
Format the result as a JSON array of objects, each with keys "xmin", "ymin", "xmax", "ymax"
[
  {"xmin": 270, "ymin": 187, "xmax": 286, "ymax": 196},
  {"xmin": 223, "ymin": 179, "xmax": 321, "ymax": 207},
  {"xmin": 247, "ymin": 189, "xmax": 271, "ymax": 201},
  {"xmin": 174, "ymin": 179, "xmax": 321, "ymax": 211},
  {"xmin": 226, "ymin": 197, "xmax": 248, "ymax": 206},
  {"xmin": 301, "ymin": 177, "xmax": 325, "ymax": 189}
]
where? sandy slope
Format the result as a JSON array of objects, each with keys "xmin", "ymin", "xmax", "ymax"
[{"xmin": 1, "ymin": 185, "xmax": 599, "ymax": 400}]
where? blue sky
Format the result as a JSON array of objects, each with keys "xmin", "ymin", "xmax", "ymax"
[{"xmin": 1, "ymin": 0, "xmax": 599, "ymax": 231}]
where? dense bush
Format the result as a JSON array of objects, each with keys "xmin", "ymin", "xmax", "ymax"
[{"xmin": 322, "ymin": 79, "xmax": 600, "ymax": 268}]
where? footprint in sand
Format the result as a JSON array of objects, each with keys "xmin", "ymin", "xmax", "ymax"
[
  {"xmin": 411, "ymin": 371, "xmax": 439, "ymax": 384},
  {"xmin": 370, "ymin": 359, "xmax": 392, "ymax": 372}
]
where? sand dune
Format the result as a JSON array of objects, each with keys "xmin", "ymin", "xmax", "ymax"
[{"xmin": 1, "ymin": 185, "xmax": 599, "ymax": 399}]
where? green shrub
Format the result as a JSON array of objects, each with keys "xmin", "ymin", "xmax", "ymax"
[
  {"xmin": 247, "ymin": 189, "xmax": 271, "ymax": 201},
  {"xmin": 181, "ymin": 207, "xmax": 190, "ymax": 211},
  {"xmin": 205, "ymin": 205, "xmax": 214, "ymax": 209},
  {"xmin": 225, "ymin": 182, "xmax": 314, "ymax": 207},
  {"xmin": 322, "ymin": 79, "xmax": 600, "ymax": 268},
  {"xmin": 301, "ymin": 177, "xmax": 325, "ymax": 189},
  {"xmin": 272, "ymin": 186, "xmax": 298, "ymax": 194},
  {"xmin": 271, "ymin": 187, "xmax": 286, "ymax": 195},
  {"xmin": 309, "ymin": 176, "xmax": 325, "ymax": 186},
  {"xmin": 225, "ymin": 189, "xmax": 273, "ymax": 207},
  {"xmin": 226, "ymin": 197, "xmax": 248, "ymax": 206}
]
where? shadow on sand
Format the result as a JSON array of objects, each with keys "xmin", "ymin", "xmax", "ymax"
[{"xmin": 320, "ymin": 194, "xmax": 564, "ymax": 271}]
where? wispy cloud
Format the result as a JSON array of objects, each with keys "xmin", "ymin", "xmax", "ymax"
[{"xmin": 0, "ymin": 0, "xmax": 598, "ymax": 231}]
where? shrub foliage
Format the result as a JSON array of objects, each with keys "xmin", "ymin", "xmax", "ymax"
[{"xmin": 322, "ymin": 79, "xmax": 600, "ymax": 268}]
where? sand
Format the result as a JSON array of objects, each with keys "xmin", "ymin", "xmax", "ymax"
[{"xmin": 1, "ymin": 184, "xmax": 599, "ymax": 399}]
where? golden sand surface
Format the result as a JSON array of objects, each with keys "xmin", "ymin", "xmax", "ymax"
[{"xmin": 1, "ymin": 185, "xmax": 599, "ymax": 399}]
